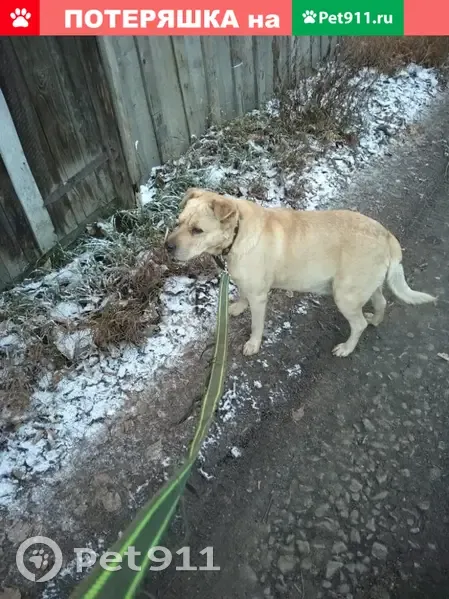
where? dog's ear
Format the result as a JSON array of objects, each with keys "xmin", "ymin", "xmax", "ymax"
[
  {"xmin": 180, "ymin": 187, "xmax": 203, "ymax": 208},
  {"xmin": 211, "ymin": 198, "xmax": 237, "ymax": 223}
]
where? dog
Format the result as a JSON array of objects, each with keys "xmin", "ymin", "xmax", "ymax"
[{"xmin": 166, "ymin": 188, "xmax": 435, "ymax": 357}]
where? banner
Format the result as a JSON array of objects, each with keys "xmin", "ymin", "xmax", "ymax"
[{"xmin": 1, "ymin": 0, "xmax": 448, "ymax": 35}]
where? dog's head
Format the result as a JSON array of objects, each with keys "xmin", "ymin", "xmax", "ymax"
[{"xmin": 165, "ymin": 188, "xmax": 239, "ymax": 262}]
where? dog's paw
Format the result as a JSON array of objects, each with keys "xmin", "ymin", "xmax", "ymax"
[
  {"xmin": 364, "ymin": 312, "xmax": 382, "ymax": 326},
  {"xmin": 229, "ymin": 301, "xmax": 247, "ymax": 317},
  {"xmin": 332, "ymin": 342, "xmax": 354, "ymax": 358},
  {"xmin": 243, "ymin": 338, "xmax": 261, "ymax": 356}
]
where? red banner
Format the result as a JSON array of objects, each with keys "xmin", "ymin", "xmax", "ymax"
[
  {"xmin": 404, "ymin": 0, "xmax": 449, "ymax": 35},
  {"xmin": 0, "ymin": 0, "xmax": 291, "ymax": 35}
]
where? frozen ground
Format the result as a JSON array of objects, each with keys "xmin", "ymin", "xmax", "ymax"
[{"xmin": 0, "ymin": 61, "xmax": 445, "ymax": 596}]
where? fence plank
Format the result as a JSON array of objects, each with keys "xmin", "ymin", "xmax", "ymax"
[
  {"xmin": 273, "ymin": 36, "xmax": 291, "ymax": 91},
  {"xmin": 98, "ymin": 37, "xmax": 161, "ymax": 184},
  {"xmin": 136, "ymin": 37, "xmax": 190, "ymax": 163},
  {"xmin": 330, "ymin": 36, "xmax": 339, "ymax": 56},
  {"xmin": 215, "ymin": 37, "xmax": 235, "ymax": 122},
  {"xmin": 11, "ymin": 38, "xmax": 90, "ymax": 229},
  {"xmin": 201, "ymin": 37, "xmax": 235, "ymax": 125},
  {"xmin": 76, "ymin": 37, "xmax": 134, "ymax": 209},
  {"xmin": 0, "ymin": 253, "xmax": 13, "ymax": 291},
  {"xmin": 280, "ymin": 36, "xmax": 291, "ymax": 88},
  {"xmin": 300, "ymin": 37, "xmax": 313, "ymax": 75},
  {"xmin": 0, "ymin": 88, "xmax": 56, "ymax": 253},
  {"xmin": 321, "ymin": 36, "xmax": 331, "ymax": 61},
  {"xmin": 0, "ymin": 155, "xmax": 39, "ymax": 281},
  {"xmin": 200, "ymin": 38, "xmax": 219, "ymax": 125},
  {"xmin": 229, "ymin": 37, "xmax": 256, "ymax": 116},
  {"xmin": 311, "ymin": 37, "xmax": 321, "ymax": 70},
  {"xmin": 254, "ymin": 37, "xmax": 274, "ymax": 105},
  {"xmin": 171, "ymin": 37, "xmax": 208, "ymax": 139},
  {"xmin": 289, "ymin": 37, "xmax": 299, "ymax": 86}
]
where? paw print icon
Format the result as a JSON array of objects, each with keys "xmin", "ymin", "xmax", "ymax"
[
  {"xmin": 29, "ymin": 548, "xmax": 50, "ymax": 570},
  {"xmin": 303, "ymin": 10, "xmax": 317, "ymax": 24},
  {"xmin": 10, "ymin": 8, "xmax": 32, "ymax": 27},
  {"xmin": 16, "ymin": 536, "xmax": 63, "ymax": 583}
]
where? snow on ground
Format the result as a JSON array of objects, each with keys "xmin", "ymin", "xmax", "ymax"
[
  {"xmin": 299, "ymin": 65, "xmax": 440, "ymax": 210},
  {"xmin": 0, "ymin": 63, "xmax": 443, "ymax": 509},
  {"xmin": 0, "ymin": 278, "xmax": 218, "ymax": 507}
]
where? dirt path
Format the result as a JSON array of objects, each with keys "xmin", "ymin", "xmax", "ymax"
[{"xmin": 139, "ymin": 95, "xmax": 449, "ymax": 599}]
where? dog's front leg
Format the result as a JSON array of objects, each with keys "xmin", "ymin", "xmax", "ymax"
[{"xmin": 243, "ymin": 292, "xmax": 268, "ymax": 356}]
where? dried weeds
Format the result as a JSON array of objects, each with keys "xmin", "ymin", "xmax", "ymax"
[{"xmin": 341, "ymin": 36, "xmax": 449, "ymax": 74}]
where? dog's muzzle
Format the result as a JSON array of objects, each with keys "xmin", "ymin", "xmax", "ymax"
[{"xmin": 165, "ymin": 240, "xmax": 176, "ymax": 254}]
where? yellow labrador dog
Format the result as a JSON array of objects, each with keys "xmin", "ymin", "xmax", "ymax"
[{"xmin": 166, "ymin": 188, "xmax": 435, "ymax": 357}]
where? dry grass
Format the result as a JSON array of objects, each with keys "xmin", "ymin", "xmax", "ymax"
[
  {"xmin": 219, "ymin": 61, "xmax": 367, "ymax": 178},
  {"xmin": 89, "ymin": 244, "xmax": 217, "ymax": 347},
  {"xmin": 0, "ymin": 333, "xmax": 67, "ymax": 424},
  {"xmin": 341, "ymin": 36, "xmax": 449, "ymax": 74},
  {"xmin": 90, "ymin": 257, "xmax": 165, "ymax": 347},
  {"xmin": 274, "ymin": 60, "xmax": 366, "ymax": 169}
]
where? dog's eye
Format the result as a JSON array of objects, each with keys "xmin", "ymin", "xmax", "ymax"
[{"xmin": 191, "ymin": 227, "xmax": 203, "ymax": 235}]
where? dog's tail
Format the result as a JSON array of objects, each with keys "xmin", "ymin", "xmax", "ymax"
[{"xmin": 386, "ymin": 234, "xmax": 436, "ymax": 305}]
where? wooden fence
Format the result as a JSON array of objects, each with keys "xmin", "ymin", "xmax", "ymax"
[
  {"xmin": 0, "ymin": 35, "xmax": 336, "ymax": 290},
  {"xmin": 98, "ymin": 36, "xmax": 337, "ymax": 184}
]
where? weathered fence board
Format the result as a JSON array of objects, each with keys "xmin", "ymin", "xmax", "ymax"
[
  {"xmin": 311, "ymin": 36, "xmax": 321, "ymax": 69},
  {"xmin": 0, "ymin": 36, "xmax": 133, "ymax": 289},
  {"xmin": 136, "ymin": 37, "xmax": 190, "ymax": 163},
  {"xmin": 171, "ymin": 37, "xmax": 208, "ymax": 138},
  {"xmin": 0, "ymin": 88, "xmax": 56, "ymax": 253},
  {"xmin": 214, "ymin": 37, "xmax": 237, "ymax": 122},
  {"xmin": 230, "ymin": 37, "xmax": 257, "ymax": 116},
  {"xmin": 98, "ymin": 37, "xmax": 161, "ymax": 185},
  {"xmin": 201, "ymin": 37, "xmax": 236, "ymax": 125},
  {"xmin": 274, "ymin": 36, "xmax": 290, "ymax": 89},
  {"xmin": 0, "ymin": 156, "xmax": 39, "ymax": 283},
  {"xmin": 254, "ymin": 37, "xmax": 274, "ymax": 105}
]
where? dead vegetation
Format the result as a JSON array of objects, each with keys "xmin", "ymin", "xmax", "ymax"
[
  {"xmin": 89, "ymin": 248, "xmax": 215, "ymax": 347},
  {"xmin": 341, "ymin": 36, "xmax": 449, "ymax": 74}
]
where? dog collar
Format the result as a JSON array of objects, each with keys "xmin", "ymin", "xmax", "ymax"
[{"xmin": 213, "ymin": 220, "xmax": 240, "ymax": 271}]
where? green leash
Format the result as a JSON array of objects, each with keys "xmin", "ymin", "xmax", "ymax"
[{"xmin": 71, "ymin": 271, "xmax": 230, "ymax": 599}]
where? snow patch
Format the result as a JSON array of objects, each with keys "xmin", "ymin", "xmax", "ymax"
[{"xmin": 0, "ymin": 277, "xmax": 218, "ymax": 507}]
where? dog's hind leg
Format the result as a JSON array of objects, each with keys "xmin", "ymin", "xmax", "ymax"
[
  {"xmin": 332, "ymin": 288, "xmax": 369, "ymax": 358},
  {"xmin": 364, "ymin": 286, "xmax": 387, "ymax": 326}
]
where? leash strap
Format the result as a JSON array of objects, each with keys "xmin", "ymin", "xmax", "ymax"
[{"xmin": 71, "ymin": 272, "xmax": 230, "ymax": 599}]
